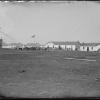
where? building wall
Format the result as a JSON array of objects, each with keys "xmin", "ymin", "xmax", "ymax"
[
  {"xmin": 66, "ymin": 45, "xmax": 71, "ymax": 49},
  {"xmin": 45, "ymin": 43, "xmax": 77, "ymax": 50},
  {"xmin": 80, "ymin": 46, "xmax": 97, "ymax": 51},
  {"xmin": 71, "ymin": 45, "xmax": 76, "ymax": 50},
  {"xmin": 2, "ymin": 45, "xmax": 16, "ymax": 48},
  {"xmin": 66, "ymin": 45, "xmax": 76, "ymax": 50},
  {"xmin": 45, "ymin": 43, "xmax": 54, "ymax": 48},
  {"xmin": 54, "ymin": 45, "xmax": 59, "ymax": 48},
  {"xmin": 59, "ymin": 45, "xmax": 76, "ymax": 50},
  {"xmin": 89, "ymin": 46, "xmax": 96, "ymax": 51},
  {"xmin": 2, "ymin": 45, "xmax": 11, "ymax": 48},
  {"xmin": 45, "ymin": 42, "xmax": 100, "ymax": 52}
]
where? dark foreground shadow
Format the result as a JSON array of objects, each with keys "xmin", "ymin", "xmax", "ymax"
[{"xmin": 0, "ymin": 93, "xmax": 100, "ymax": 100}]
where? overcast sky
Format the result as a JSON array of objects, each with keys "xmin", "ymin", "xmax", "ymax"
[{"xmin": 0, "ymin": 1, "xmax": 100, "ymax": 44}]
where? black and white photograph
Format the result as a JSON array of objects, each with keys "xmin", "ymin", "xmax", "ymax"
[{"xmin": 0, "ymin": 0, "xmax": 100, "ymax": 99}]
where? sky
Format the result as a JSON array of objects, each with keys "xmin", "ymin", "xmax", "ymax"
[{"xmin": 0, "ymin": 1, "xmax": 100, "ymax": 44}]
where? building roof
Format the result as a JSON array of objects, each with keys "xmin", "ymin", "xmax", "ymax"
[
  {"xmin": 24, "ymin": 43, "xmax": 41, "ymax": 47},
  {"xmin": 48, "ymin": 41, "xmax": 80, "ymax": 45},
  {"xmin": 80, "ymin": 43, "xmax": 100, "ymax": 46}
]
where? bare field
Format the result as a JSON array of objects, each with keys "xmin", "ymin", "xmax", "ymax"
[{"xmin": 0, "ymin": 49, "xmax": 100, "ymax": 98}]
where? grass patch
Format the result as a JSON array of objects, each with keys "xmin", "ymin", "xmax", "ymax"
[{"xmin": 0, "ymin": 49, "xmax": 100, "ymax": 97}]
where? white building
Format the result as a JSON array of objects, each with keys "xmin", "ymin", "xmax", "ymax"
[
  {"xmin": 2, "ymin": 43, "xmax": 24, "ymax": 49},
  {"xmin": 45, "ymin": 41, "xmax": 80, "ymax": 51},
  {"xmin": 2, "ymin": 43, "xmax": 16, "ymax": 48},
  {"xmin": 79, "ymin": 43, "xmax": 100, "ymax": 51}
]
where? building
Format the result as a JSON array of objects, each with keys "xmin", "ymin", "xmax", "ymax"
[
  {"xmin": 45, "ymin": 41, "xmax": 80, "ymax": 51},
  {"xmin": 2, "ymin": 42, "xmax": 24, "ymax": 49},
  {"xmin": 79, "ymin": 43, "xmax": 100, "ymax": 51},
  {"xmin": 2, "ymin": 43, "xmax": 16, "ymax": 48}
]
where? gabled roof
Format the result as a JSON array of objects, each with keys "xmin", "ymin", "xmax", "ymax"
[
  {"xmin": 47, "ymin": 41, "xmax": 80, "ymax": 45},
  {"xmin": 80, "ymin": 43, "xmax": 100, "ymax": 46}
]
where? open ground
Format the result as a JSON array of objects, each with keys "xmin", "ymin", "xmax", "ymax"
[{"xmin": 0, "ymin": 49, "xmax": 100, "ymax": 98}]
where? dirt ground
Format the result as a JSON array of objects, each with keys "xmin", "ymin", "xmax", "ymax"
[{"xmin": 0, "ymin": 49, "xmax": 100, "ymax": 98}]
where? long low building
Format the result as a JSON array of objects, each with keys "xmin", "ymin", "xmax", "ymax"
[
  {"xmin": 80, "ymin": 43, "xmax": 100, "ymax": 51},
  {"xmin": 44, "ymin": 41, "xmax": 100, "ymax": 52},
  {"xmin": 44, "ymin": 41, "xmax": 80, "ymax": 51},
  {"xmin": 2, "ymin": 43, "xmax": 24, "ymax": 49}
]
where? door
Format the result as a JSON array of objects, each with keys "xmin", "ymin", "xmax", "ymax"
[{"xmin": 87, "ymin": 47, "xmax": 89, "ymax": 52}]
